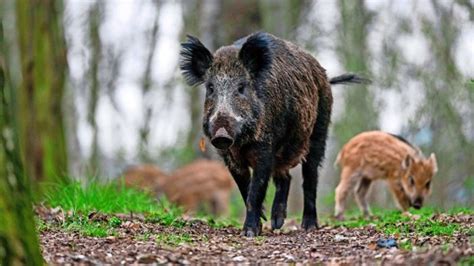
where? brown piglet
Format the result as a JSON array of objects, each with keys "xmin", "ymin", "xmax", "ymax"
[
  {"xmin": 122, "ymin": 160, "xmax": 234, "ymax": 216},
  {"xmin": 334, "ymin": 131, "xmax": 437, "ymax": 220}
]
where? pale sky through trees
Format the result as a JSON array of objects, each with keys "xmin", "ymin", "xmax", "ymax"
[{"xmin": 63, "ymin": 0, "xmax": 473, "ymax": 180}]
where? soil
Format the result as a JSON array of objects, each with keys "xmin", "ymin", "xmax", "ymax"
[{"xmin": 38, "ymin": 211, "xmax": 473, "ymax": 265}]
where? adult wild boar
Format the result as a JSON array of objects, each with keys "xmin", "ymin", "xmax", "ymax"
[
  {"xmin": 334, "ymin": 131, "xmax": 438, "ymax": 220},
  {"xmin": 180, "ymin": 32, "xmax": 366, "ymax": 236}
]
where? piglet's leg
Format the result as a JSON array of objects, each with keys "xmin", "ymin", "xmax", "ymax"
[
  {"xmin": 354, "ymin": 177, "xmax": 373, "ymax": 217},
  {"xmin": 334, "ymin": 168, "xmax": 359, "ymax": 220},
  {"xmin": 243, "ymin": 146, "xmax": 274, "ymax": 237},
  {"xmin": 388, "ymin": 180, "xmax": 411, "ymax": 211}
]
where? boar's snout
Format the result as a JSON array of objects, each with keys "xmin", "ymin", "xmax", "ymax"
[
  {"xmin": 412, "ymin": 197, "xmax": 423, "ymax": 209},
  {"xmin": 211, "ymin": 127, "xmax": 234, "ymax": 150}
]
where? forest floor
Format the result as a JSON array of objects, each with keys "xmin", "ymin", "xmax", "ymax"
[{"xmin": 37, "ymin": 207, "xmax": 473, "ymax": 265}]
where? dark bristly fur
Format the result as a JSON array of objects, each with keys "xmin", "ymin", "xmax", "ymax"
[
  {"xmin": 388, "ymin": 133, "xmax": 414, "ymax": 149},
  {"xmin": 179, "ymin": 32, "xmax": 364, "ymax": 237},
  {"xmin": 329, "ymin": 73, "xmax": 371, "ymax": 85},
  {"xmin": 388, "ymin": 132, "xmax": 422, "ymax": 155}
]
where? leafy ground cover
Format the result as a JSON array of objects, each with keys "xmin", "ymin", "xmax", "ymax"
[{"xmin": 37, "ymin": 181, "xmax": 473, "ymax": 264}]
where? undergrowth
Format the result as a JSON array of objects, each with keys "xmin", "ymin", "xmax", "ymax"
[
  {"xmin": 40, "ymin": 180, "xmax": 185, "ymax": 236},
  {"xmin": 43, "ymin": 180, "xmax": 179, "ymax": 215},
  {"xmin": 38, "ymin": 180, "xmax": 472, "ymax": 242},
  {"xmin": 325, "ymin": 207, "xmax": 472, "ymax": 238}
]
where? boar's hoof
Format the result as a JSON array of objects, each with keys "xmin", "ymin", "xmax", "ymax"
[
  {"xmin": 241, "ymin": 223, "xmax": 262, "ymax": 237},
  {"xmin": 301, "ymin": 218, "xmax": 319, "ymax": 231},
  {"xmin": 271, "ymin": 216, "xmax": 285, "ymax": 230},
  {"xmin": 211, "ymin": 127, "xmax": 234, "ymax": 149}
]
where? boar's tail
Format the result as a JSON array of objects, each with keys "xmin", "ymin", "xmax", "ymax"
[{"xmin": 329, "ymin": 73, "xmax": 371, "ymax": 85}]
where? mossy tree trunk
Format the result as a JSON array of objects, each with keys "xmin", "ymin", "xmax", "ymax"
[
  {"xmin": 333, "ymin": 0, "xmax": 378, "ymax": 143},
  {"xmin": 85, "ymin": 1, "xmax": 106, "ymax": 175},
  {"xmin": 412, "ymin": 0, "xmax": 474, "ymax": 206},
  {"xmin": 15, "ymin": 0, "xmax": 69, "ymax": 192},
  {"xmin": 0, "ymin": 21, "xmax": 44, "ymax": 266},
  {"xmin": 332, "ymin": 0, "xmax": 386, "ymax": 206}
]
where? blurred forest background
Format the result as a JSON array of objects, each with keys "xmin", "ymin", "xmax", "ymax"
[{"xmin": 1, "ymin": 0, "xmax": 473, "ymax": 215}]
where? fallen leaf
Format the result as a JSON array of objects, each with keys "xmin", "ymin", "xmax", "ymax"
[{"xmin": 199, "ymin": 137, "xmax": 206, "ymax": 152}]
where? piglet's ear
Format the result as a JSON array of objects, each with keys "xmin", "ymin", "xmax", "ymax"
[
  {"xmin": 429, "ymin": 153, "xmax": 438, "ymax": 174},
  {"xmin": 401, "ymin": 154, "xmax": 413, "ymax": 170},
  {"xmin": 238, "ymin": 32, "xmax": 273, "ymax": 77},
  {"xmin": 180, "ymin": 35, "xmax": 213, "ymax": 86}
]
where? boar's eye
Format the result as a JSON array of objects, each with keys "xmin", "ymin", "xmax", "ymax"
[
  {"xmin": 425, "ymin": 180, "xmax": 431, "ymax": 189},
  {"xmin": 409, "ymin": 176, "xmax": 415, "ymax": 186},
  {"xmin": 206, "ymin": 83, "xmax": 214, "ymax": 95},
  {"xmin": 238, "ymin": 83, "xmax": 246, "ymax": 94}
]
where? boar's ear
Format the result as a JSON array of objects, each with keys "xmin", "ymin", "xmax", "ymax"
[
  {"xmin": 180, "ymin": 35, "xmax": 213, "ymax": 86},
  {"xmin": 401, "ymin": 154, "xmax": 413, "ymax": 170},
  {"xmin": 429, "ymin": 153, "xmax": 438, "ymax": 174},
  {"xmin": 239, "ymin": 32, "xmax": 273, "ymax": 77}
]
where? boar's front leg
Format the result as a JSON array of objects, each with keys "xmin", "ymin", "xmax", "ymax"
[
  {"xmin": 243, "ymin": 145, "xmax": 274, "ymax": 237},
  {"xmin": 225, "ymin": 163, "xmax": 251, "ymax": 204}
]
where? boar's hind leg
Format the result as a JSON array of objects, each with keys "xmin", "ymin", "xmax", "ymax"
[
  {"xmin": 302, "ymin": 144, "xmax": 323, "ymax": 230},
  {"xmin": 271, "ymin": 171, "xmax": 291, "ymax": 230},
  {"xmin": 302, "ymin": 133, "xmax": 329, "ymax": 230},
  {"xmin": 301, "ymin": 87, "xmax": 332, "ymax": 230}
]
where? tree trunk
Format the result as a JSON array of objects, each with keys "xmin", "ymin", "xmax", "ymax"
[
  {"xmin": 333, "ymin": 0, "xmax": 385, "ymax": 206},
  {"xmin": 86, "ymin": 1, "xmax": 103, "ymax": 175},
  {"xmin": 15, "ymin": 0, "xmax": 69, "ymax": 192},
  {"xmin": 138, "ymin": 2, "xmax": 160, "ymax": 162},
  {"xmin": 259, "ymin": 0, "xmax": 309, "ymax": 39},
  {"xmin": 0, "ymin": 20, "xmax": 44, "ymax": 266},
  {"xmin": 182, "ymin": 0, "xmax": 222, "ymax": 161},
  {"xmin": 413, "ymin": 0, "xmax": 474, "ymax": 207}
]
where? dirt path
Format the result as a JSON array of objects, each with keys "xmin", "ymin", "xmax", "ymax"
[{"xmin": 40, "ymin": 215, "xmax": 473, "ymax": 265}]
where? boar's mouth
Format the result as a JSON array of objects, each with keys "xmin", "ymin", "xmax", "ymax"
[{"xmin": 211, "ymin": 127, "xmax": 234, "ymax": 150}]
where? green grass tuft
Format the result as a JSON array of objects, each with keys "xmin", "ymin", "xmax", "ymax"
[
  {"xmin": 43, "ymin": 180, "xmax": 173, "ymax": 214},
  {"xmin": 156, "ymin": 232, "xmax": 193, "ymax": 246},
  {"xmin": 62, "ymin": 214, "xmax": 116, "ymax": 237},
  {"xmin": 327, "ymin": 207, "xmax": 465, "ymax": 238},
  {"xmin": 108, "ymin": 216, "xmax": 122, "ymax": 228},
  {"xmin": 135, "ymin": 233, "xmax": 152, "ymax": 241},
  {"xmin": 43, "ymin": 180, "xmax": 184, "ymax": 226}
]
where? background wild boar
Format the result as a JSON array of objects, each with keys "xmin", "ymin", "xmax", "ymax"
[
  {"xmin": 166, "ymin": 159, "xmax": 234, "ymax": 216},
  {"xmin": 334, "ymin": 131, "xmax": 438, "ymax": 220},
  {"xmin": 123, "ymin": 160, "xmax": 234, "ymax": 216},
  {"xmin": 123, "ymin": 164, "xmax": 167, "ymax": 195},
  {"xmin": 180, "ymin": 32, "xmax": 366, "ymax": 236}
]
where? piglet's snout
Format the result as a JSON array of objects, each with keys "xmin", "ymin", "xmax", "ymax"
[
  {"xmin": 211, "ymin": 127, "xmax": 234, "ymax": 150},
  {"xmin": 412, "ymin": 197, "xmax": 423, "ymax": 209}
]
